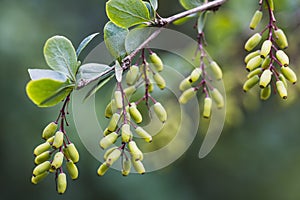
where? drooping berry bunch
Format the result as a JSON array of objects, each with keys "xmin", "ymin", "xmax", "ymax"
[
  {"xmin": 243, "ymin": 0, "xmax": 297, "ymax": 100},
  {"xmin": 97, "ymin": 49, "xmax": 168, "ymax": 176},
  {"xmin": 31, "ymin": 95, "xmax": 79, "ymax": 194}
]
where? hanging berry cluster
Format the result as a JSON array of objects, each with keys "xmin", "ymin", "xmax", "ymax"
[{"xmin": 243, "ymin": 0, "xmax": 297, "ymax": 100}]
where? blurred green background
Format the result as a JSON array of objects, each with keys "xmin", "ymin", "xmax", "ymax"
[{"xmin": 1, "ymin": 0, "xmax": 300, "ymax": 199}]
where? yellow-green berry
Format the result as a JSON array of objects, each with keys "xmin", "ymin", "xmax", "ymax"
[
  {"xmin": 99, "ymin": 132, "xmax": 118, "ymax": 149},
  {"xmin": 52, "ymin": 131, "xmax": 64, "ymax": 149},
  {"xmin": 247, "ymin": 68, "xmax": 262, "ymax": 79},
  {"xmin": 103, "ymin": 147, "xmax": 118, "ymax": 160},
  {"xmin": 32, "ymin": 161, "xmax": 51, "ymax": 176},
  {"xmin": 278, "ymin": 73, "xmax": 288, "ymax": 88},
  {"xmin": 121, "ymin": 124, "xmax": 132, "ymax": 143},
  {"xmin": 114, "ymin": 91, "xmax": 123, "ymax": 109},
  {"xmin": 275, "ymin": 29, "xmax": 288, "ymax": 49},
  {"xmin": 31, "ymin": 171, "xmax": 48, "ymax": 185},
  {"xmin": 246, "ymin": 55, "xmax": 263, "ymax": 71},
  {"xmin": 42, "ymin": 122, "xmax": 58, "ymax": 139},
  {"xmin": 260, "ymin": 40, "xmax": 272, "ymax": 58},
  {"xmin": 179, "ymin": 87, "xmax": 197, "ymax": 104},
  {"xmin": 97, "ymin": 162, "xmax": 109, "ymax": 176},
  {"xmin": 153, "ymin": 73, "xmax": 166, "ymax": 90},
  {"xmin": 203, "ymin": 97, "xmax": 212, "ymax": 118},
  {"xmin": 211, "ymin": 88, "xmax": 224, "ymax": 109},
  {"xmin": 132, "ymin": 159, "xmax": 145, "ymax": 174},
  {"xmin": 66, "ymin": 160, "xmax": 79, "ymax": 180},
  {"xmin": 108, "ymin": 113, "xmax": 120, "ymax": 132},
  {"xmin": 106, "ymin": 148, "xmax": 121, "ymax": 166},
  {"xmin": 135, "ymin": 127, "xmax": 152, "ymax": 143},
  {"xmin": 190, "ymin": 68, "xmax": 202, "ymax": 82},
  {"xmin": 122, "ymin": 158, "xmax": 131, "ymax": 176},
  {"xmin": 243, "ymin": 75, "xmax": 260, "ymax": 92},
  {"xmin": 124, "ymin": 86, "xmax": 137, "ymax": 97},
  {"xmin": 57, "ymin": 173, "xmax": 67, "ymax": 194},
  {"xmin": 249, "ymin": 10, "xmax": 263, "ymax": 30},
  {"xmin": 33, "ymin": 142, "xmax": 51, "ymax": 156},
  {"xmin": 179, "ymin": 77, "xmax": 192, "ymax": 91},
  {"xmin": 260, "ymin": 85, "xmax": 271, "ymax": 100},
  {"xmin": 210, "ymin": 61, "xmax": 223, "ymax": 80},
  {"xmin": 281, "ymin": 66, "xmax": 297, "ymax": 84},
  {"xmin": 276, "ymin": 80, "xmax": 287, "ymax": 99},
  {"xmin": 51, "ymin": 152, "xmax": 64, "ymax": 170},
  {"xmin": 34, "ymin": 151, "xmax": 50, "ymax": 165},
  {"xmin": 261, "ymin": 56, "xmax": 271, "ymax": 69},
  {"xmin": 245, "ymin": 33, "xmax": 262, "ymax": 51},
  {"xmin": 276, "ymin": 50, "xmax": 289, "ymax": 67},
  {"xmin": 245, "ymin": 50, "xmax": 260, "ymax": 64},
  {"xmin": 128, "ymin": 141, "xmax": 143, "ymax": 161},
  {"xmin": 259, "ymin": 69, "xmax": 272, "ymax": 88},
  {"xmin": 149, "ymin": 53, "xmax": 164, "ymax": 72},
  {"xmin": 66, "ymin": 143, "xmax": 79, "ymax": 163},
  {"xmin": 153, "ymin": 102, "xmax": 167, "ymax": 123},
  {"xmin": 126, "ymin": 65, "xmax": 139, "ymax": 85},
  {"xmin": 129, "ymin": 103, "xmax": 142, "ymax": 124}
]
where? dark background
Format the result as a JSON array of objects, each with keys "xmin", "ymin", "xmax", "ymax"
[{"xmin": 1, "ymin": 0, "xmax": 300, "ymax": 199}]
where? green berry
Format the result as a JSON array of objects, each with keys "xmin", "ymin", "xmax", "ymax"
[
  {"xmin": 281, "ymin": 66, "xmax": 297, "ymax": 84},
  {"xmin": 31, "ymin": 171, "xmax": 48, "ymax": 185},
  {"xmin": 247, "ymin": 68, "xmax": 262, "ymax": 79},
  {"xmin": 122, "ymin": 158, "xmax": 131, "ymax": 176},
  {"xmin": 114, "ymin": 91, "xmax": 123, "ymax": 109},
  {"xmin": 153, "ymin": 102, "xmax": 167, "ymax": 123},
  {"xmin": 278, "ymin": 73, "xmax": 288, "ymax": 88},
  {"xmin": 99, "ymin": 132, "xmax": 118, "ymax": 149},
  {"xmin": 245, "ymin": 50, "xmax": 260, "ymax": 64},
  {"xmin": 103, "ymin": 128, "xmax": 112, "ymax": 136},
  {"xmin": 261, "ymin": 56, "xmax": 271, "ymax": 69},
  {"xmin": 276, "ymin": 50, "xmax": 289, "ymax": 67},
  {"xmin": 246, "ymin": 55, "xmax": 263, "ymax": 71},
  {"xmin": 203, "ymin": 97, "xmax": 212, "ymax": 119},
  {"xmin": 52, "ymin": 131, "xmax": 64, "ymax": 149},
  {"xmin": 57, "ymin": 173, "xmax": 67, "ymax": 194},
  {"xmin": 33, "ymin": 142, "xmax": 51, "ymax": 156},
  {"xmin": 103, "ymin": 147, "xmax": 118, "ymax": 160},
  {"xmin": 210, "ymin": 61, "xmax": 223, "ymax": 80},
  {"xmin": 121, "ymin": 124, "xmax": 132, "ymax": 143},
  {"xmin": 249, "ymin": 10, "xmax": 263, "ymax": 30},
  {"xmin": 190, "ymin": 68, "xmax": 202, "ymax": 82},
  {"xmin": 260, "ymin": 40, "xmax": 272, "ymax": 58},
  {"xmin": 129, "ymin": 103, "xmax": 143, "ymax": 124},
  {"xmin": 42, "ymin": 122, "xmax": 58, "ymax": 139},
  {"xmin": 243, "ymin": 75, "xmax": 260, "ymax": 92},
  {"xmin": 259, "ymin": 69, "xmax": 272, "ymax": 88},
  {"xmin": 124, "ymin": 86, "xmax": 137, "ymax": 97},
  {"xmin": 105, "ymin": 100, "xmax": 114, "ymax": 118},
  {"xmin": 128, "ymin": 141, "xmax": 143, "ymax": 161},
  {"xmin": 135, "ymin": 127, "xmax": 152, "ymax": 143},
  {"xmin": 153, "ymin": 73, "xmax": 166, "ymax": 90},
  {"xmin": 34, "ymin": 151, "xmax": 50, "ymax": 165},
  {"xmin": 179, "ymin": 77, "xmax": 192, "ymax": 91},
  {"xmin": 66, "ymin": 143, "xmax": 79, "ymax": 163},
  {"xmin": 275, "ymin": 29, "xmax": 288, "ymax": 49},
  {"xmin": 132, "ymin": 159, "xmax": 145, "ymax": 174},
  {"xmin": 32, "ymin": 161, "xmax": 51, "ymax": 176},
  {"xmin": 179, "ymin": 87, "xmax": 197, "ymax": 104},
  {"xmin": 245, "ymin": 33, "xmax": 262, "ymax": 51},
  {"xmin": 211, "ymin": 88, "xmax": 224, "ymax": 109},
  {"xmin": 66, "ymin": 160, "xmax": 79, "ymax": 180},
  {"xmin": 108, "ymin": 113, "xmax": 120, "ymax": 132},
  {"xmin": 51, "ymin": 152, "xmax": 64, "ymax": 170},
  {"xmin": 97, "ymin": 162, "xmax": 109, "ymax": 176},
  {"xmin": 260, "ymin": 85, "xmax": 271, "ymax": 100},
  {"xmin": 276, "ymin": 80, "xmax": 287, "ymax": 99},
  {"xmin": 149, "ymin": 53, "xmax": 164, "ymax": 72},
  {"xmin": 126, "ymin": 65, "xmax": 139, "ymax": 85},
  {"xmin": 106, "ymin": 148, "xmax": 121, "ymax": 166}
]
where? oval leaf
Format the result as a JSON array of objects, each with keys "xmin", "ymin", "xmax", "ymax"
[
  {"xmin": 44, "ymin": 36, "xmax": 78, "ymax": 81},
  {"xmin": 28, "ymin": 69, "xmax": 68, "ymax": 82},
  {"xmin": 106, "ymin": 0, "xmax": 151, "ymax": 28},
  {"xmin": 125, "ymin": 27, "xmax": 155, "ymax": 54},
  {"xmin": 197, "ymin": 11, "xmax": 208, "ymax": 34},
  {"xmin": 26, "ymin": 79, "xmax": 73, "ymax": 107},
  {"xmin": 104, "ymin": 22, "xmax": 129, "ymax": 59},
  {"xmin": 76, "ymin": 33, "xmax": 100, "ymax": 56},
  {"xmin": 179, "ymin": 0, "xmax": 203, "ymax": 10}
]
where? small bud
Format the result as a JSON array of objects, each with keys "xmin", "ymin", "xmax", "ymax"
[
  {"xmin": 103, "ymin": 147, "xmax": 118, "ymax": 160},
  {"xmin": 153, "ymin": 102, "xmax": 167, "ymax": 123},
  {"xmin": 108, "ymin": 113, "xmax": 120, "ymax": 132},
  {"xmin": 128, "ymin": 141, "xmax": 143, "ymax": 161},
  {"xmin": 260, "ymin": 85, "xmax": 271, "ymax": 100},
  {"xmin": 281, "ymin": 67, "xmax": 297, "ymax": 84},
  {"xmin": 106, "ymin": 148, "xmax": 121, "ymax": 166},
  {"xmin": 245, "ymin": 50, "xmax": 260, "ymax": 64},
  {"xmin": 179, "ymin": 77, "xmax": 192, "ymax": 91},
  {"xmin": 124, "ymin": 86, "xmax": 137, "ymax": 97},
  {"xmin": 132, "ymin": 159, "xmax": 145, "ymax": 174},
  {"xmin": 276, "ymin": 80, "xmax": 287, "ymax": 99},
  {"xmin": 275, "ymin": 29, "xmax": 288, "ymax": 49},
  {"xmin": 247, "ymin": 68, "xmax": 262, "ymax": 79},
  {"xmin": 57, "ymin": 173, "xmax": 67, "ymax": 194},
  {"xmin": 135, "ymin": 127, "xmax": 152, "ymax": 143},
  {"xmin": 126, "ymin": 65, "xmax": 139, "ymax": 85},
  {"xmin": 51, "ymin": 152, "xmax": 64, "ymax": 170},
  {"xmin": 210, "ymin": 61, "xmax": 223, "ymax": 80},
  {"xmin": 31, "ymin": 171, "xmax": 48, "ymax": 184},
  {"xmin": 52, "ymin": 131, "xmax": 64, "ymax": 149},
  {"xmin": 249, "ymin": 10, "xmax": 263, "ymax": 30},
  {"xmin": 66, "ymin": 160, "xmax": 79, "ymax": 180},
  {"xmin": 122, "ymin": 158, "xmax": 131, "ymax": 176},
  {"xmin": 203, "ymin": 97, "xmax": 212, "ymax": 118},
  {"xmin": 261, "ymin": 56, "xmax": 271, "ymax": 69},
  {"xmin": 129, "ymin": 103, "xmax": 142, "ymax": 124},
  {"xmin": 114, "ymin": 91, "xmax": 123, "ymax": 109},
  {"xmin": 121, "ymin": 124, "xmax": 132, "ymax": 143},
  {"xmin": 243, "ymin": 75, "xmax": 260, "ymax": 92},
  {"xmin": 245, "ymin": 33, "xmax": 262, "ymax": 51},
  {"xmin": 66, "ymin": 143, "xmax": 79, "ymax": 163},
  {"xmin": 149, "ymin": 53, "xmax": 164, "ymax": 72},
  {"xmin": 276, "ymin": 50, "xmax": 289, "ymax": 67},
  {"xmin": 99, "ymin": 132, "xmax": 118, "ymax": 149},
  {"xmin": 32, "ymin": 161, "xmax": 51, "ymax": 176},
  {"xmin": 211, "ymin": 88, "xmax": 224, "ymax": 109},
  {"xmin": 179, "ymin": 88, "xmax": 197, "ymax": 104},
  {"xmin": 34, "ymin": 151, "xmax": 51, "ymax": 165},
  {"xmin": 259, "ymin": 69, "xmax": 272, "ymax": 88},
  {"xmin": 42, "ymin": 122, "xmax": 58, "ymax": 139},
  {"xmin": 97, "ymin": 162, "xmax": 109, "ymax": 176},
  {"xmin": 153, "ymin": 73, "xmax": 166, "ymax": 90},
  {"xmin": 260, "ymin": 40, "xmax": 272, "ymax": 58},
  {"xmin": 189, "ymin": 68, "xmax": 202, "ymax": 82},
  {"xmin": 33, "ymin": 142, "xmax": 51, "ymax": 156},
  {"xmin": 246, "ymin": 55, "xmax": 263, "ymax": 71}
]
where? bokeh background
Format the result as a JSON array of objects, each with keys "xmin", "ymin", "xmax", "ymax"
[{"xmin": 1, "ymin": 0, "xmax": 300, "ymax": 199}]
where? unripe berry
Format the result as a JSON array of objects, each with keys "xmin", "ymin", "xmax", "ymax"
[
  {"xmin": 46, "ymin": 136, "xmax": 55, "ymax": 144},
  {"xmin": 211, "ymin": 88, "xmax": 224, "ymax": 109},
  {"xmin": 33, "ymin": 142, "xmax": 51, "ymax": 156},
  {"xmin": 260, "ymin": 40, "xmax": 272, "ymax": 58},
  {"xmin": 132, "ymin": 159, "xmax": 145, "ymax": 174},
  {"xmin": 66, "ymin": 160, "xmax": 79, "ymax": 180},
  {"xmin": 259, "ymin": 69, "xmax": 272, "ymax": 88},
  {"xmin": 126, "ymin": 65, "xmax": 139, "ymax": 85},
  {"xmin": 261, "ymin": 56, "xmax": 271, "ymax": 69},
  {"xmin": 122, "ymin": 158, "xmax": 131, "ymax": 176},
  {"xmin": 276, "ymin": 50, "xmax": 289, "ymax": 67},
  {"xmin": 179, "ymin": 87, "xmax": 197, "ymax": 104},
  {"xmin": 281, "ymin": 67, "xmax": 297, "ymax": 84},
  {"xmin": 114, "ymin": 91, "xmax": 123, "ymax": 109},
  {"xmin": 153, "ymin": 102, "xmax": 167, "ymax": 123},
  {"xmin": 129, "ymin": 103, "xmax": 142, "ymax": 124},
  {"xmin": 128, "ymin": 141, "xmax": 143, "ymax": 161},
  {"xmin": 135, "ymin": 127, "xmax": 152, "ymax": 143},
  {"xmin": 245, "ymin": 50, "xmax": 260, "ymax": 64},
  {"xmin": 275, "ymin": 29, "xmax": 288, "ymax": 49},
  {"xmin": 52, "ymin": 131, "xmax": 64, "ymax": 149},
  {"xmin": 108, "ymin": 113, "xmax": 120, "ymax": 132},
  {"xmin": 190, "ymin": 68, "xmax": 202, "ymax": 82},
  {"xmin": 106, "ymin": 148, "xmax": 121, "ymax": 166},
  {"xmin": 31, "ymin": 171, "xmax": 48, "ymax": 184},
  {"xmin": 267, "ymin": 0, "xmax": 274, "ymax": 11},
  {"xmin": 249, "ymin": 10, "xmax": 263, "ymax": 30},
  {"xmin": 103, "ymin": 147, "xmax": 118, "ymax": 160},
  {"xmin": 279, "ymin": 73, "xmax": 288, "ymax": 88},
  {"xmin": 124, "ymin": 86, "xmax": 137, "ymax": 97},
  {"xmin": 105, "ymin": 100, "xmax": 114, "ymax": 118},
  {"xmin": 51, "ymin": 152, "xmax": 64, "ymax": 170},
  {"xmin": 243, "ymin": 75, "xmax": 260, "ymax": 92},
  {"xmin": 260, "ymin": 85, "xmax": 271, "ymax": 100},
  {"xmin": 247, "ymin": 68, "xmax": 262, "ymax": 79},
  {"xmin": 42, "ymin": 122, "xmax": 58, "ymax": 139},
  {"xmin": 97, "ymin": 162, "xmax": 109, "ymax": 176},
  {"xmin": 66, "ymin": 143, "xmax": 79, "ymax": 163},
  {"xmin": 99, "ymin": 132, "xmax": 118, "ymax": 149},
  {"xmin": 245, "ymin": 33, "xmax": 262, "ymax": 51},
  {"xmin": 203, "ymin": 97, "xmax": 212, "ymax": 118},
  {"xmin": 148, "ymin": 82, "xmax": 154, "ymax": 93},
  {"xmin": 121, "ymin": 124, "xmax": 132, "ymax": 143},
  {"xmin": 246, "ymin": 55, "xmax": 263, "ymax": 71},
  {"xmin": 34, "ymin": 151, "xmax": 50, "ymax": 165},
  {"xmin": 57, "ymin": 173, "xmax": 67, "ymax": 194},
  {"xmin": 179, "ymin": 77, "xmax": 192, "ymax": 91},
  {"xmin": 103, "ymin": 128, "xmax": 112, "ymax": 136},
  {"xmin": 33, "ymin": 161, "xmax": 51, "ymax": 176},
  {"xmin": 153, "ymin": 73, "xmax": 166, "ymax": 90},
  {"xmin": 210, "ymin": 61, "xmax": 223, "ymax": 80},
  {"xmin": 276, "ymin": 80, "xmax": 287, "ymax": 99},
  {"xmin": 149, "ymin": 53, "xmax": 164, "ymax": 72}
]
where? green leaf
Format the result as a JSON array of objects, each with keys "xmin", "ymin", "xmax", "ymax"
[
  {"xmin": 76, "ymin": 33, "xmax": 99, "ymax": 57},
  {"xmin": 44, "ymin": 36, "xmax": 78, "ymax": 81},
  {"xmin": 197, "ymin": 11, "xmax": 208, "ymax": 34},
  {"xmin": 26, "ymin": 78, "xmax": 73, "ymax": 107},
  {"xmin": 76, "ymin": 63, "xmax": 112, "ymax": 89},
  {"xmin": 104, "ymin": 22, "xmax": 129, "ymax": 59},
  {"xmin": 114, "ymin": 61, "xmax": 123, "ymax": 83},
  {"xmin": 84, "ymin": 74, "xmax": 114, "ymax": 100},
  {"xmin": 106, "ymin": 0, "xmax": 151, "ymax": 28},
  {"xmin": 179, "ymin": 0, "xmax": 203, "ymax": 10},
  {"xmin": 144, "ymin": 2, "xmax": 155, "ymax": 19},
  {"xmin": 125, "ymin": 27, "xmax": 155, "ymax": 54},
  {"xmin": 149, "ymin": 0, "xmax": 158, "ymax": 11},
  {"xmin": 28, "ymin": 69, "xmax": 68, "ymax": 82}
]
